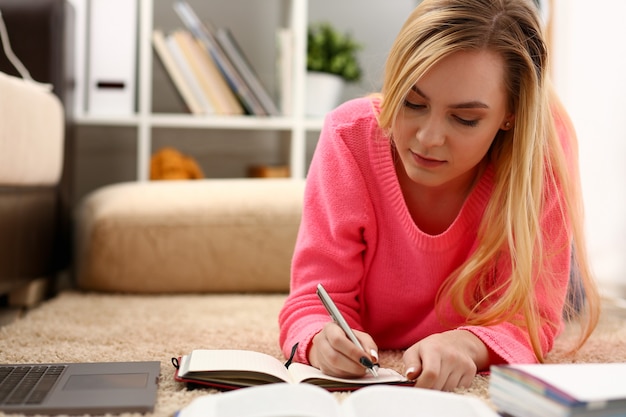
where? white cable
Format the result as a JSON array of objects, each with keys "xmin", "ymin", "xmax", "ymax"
[{"xmin": 0, "ymin": 9, "xmax": 53, "ymax": 91}]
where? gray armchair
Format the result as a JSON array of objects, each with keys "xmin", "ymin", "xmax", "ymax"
[{"xmin": 0, "ymin": 0, "xmax": 73, "ymax": 305}]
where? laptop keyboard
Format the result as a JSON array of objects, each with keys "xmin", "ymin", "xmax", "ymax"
[{"xmin": 0, "ymin": 365, "xmax": 66, "ymax": 405}]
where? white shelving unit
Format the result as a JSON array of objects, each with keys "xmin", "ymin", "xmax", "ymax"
[{"xmin": 75, "ymin": 0, "xmax": 323, "ymax": 181}]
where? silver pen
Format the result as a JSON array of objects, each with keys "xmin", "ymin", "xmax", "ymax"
[{"xmin": 316, "ymin": 283, "xmax": 379, "ymax": 377}]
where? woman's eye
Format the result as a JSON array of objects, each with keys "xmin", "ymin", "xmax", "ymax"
[
  {"xmin": 404, "ymin": 100, "xmax": 425, "ymax": 110},
  {"xmin": 455, "ymin": 116, "xmax": 479, "ymax": 127}
]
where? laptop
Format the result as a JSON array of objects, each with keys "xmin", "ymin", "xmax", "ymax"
[{"xmin": 0, "ymin": 361, "xmax": 160, "ymax": 415}]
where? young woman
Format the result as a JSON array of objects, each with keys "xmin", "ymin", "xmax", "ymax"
[{"xmin": 279, "ymin": 0, "xmax": 600, "ymax": 391}]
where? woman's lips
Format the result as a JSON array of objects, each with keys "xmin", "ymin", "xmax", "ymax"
[{"xmin": 411, "ymin": 151, "xmax": 446, "ymax": 168}]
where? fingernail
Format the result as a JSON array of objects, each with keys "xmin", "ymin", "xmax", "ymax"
[
  {"xmin": 360, "ymin": 356, "xmax": 375, "ymax": 368},
  {"xmin": 370, "ymin": 349, "xmax": 379, "ymax": 362},
  {"xmin": 405, "ymin": 367, "xmax": 416, "ymax": 378}
]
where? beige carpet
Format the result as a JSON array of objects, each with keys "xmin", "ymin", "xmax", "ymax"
[{"xmin": 1, "ymin": 291, "xmax": 626, "ymax": 416}]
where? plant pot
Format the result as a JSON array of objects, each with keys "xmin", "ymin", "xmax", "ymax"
[{"xmin": 305, "ymin": 72, "xmax": 344, "ymax": 117}]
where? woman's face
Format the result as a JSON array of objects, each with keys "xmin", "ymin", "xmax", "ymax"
[{"xmin": 392, "ymin": 49, "xmax": 512, "ymax": 193}]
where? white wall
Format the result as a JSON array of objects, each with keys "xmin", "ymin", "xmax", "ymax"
[
  {"xmin": 552, "ymin": 1, "xmax": 626, "ymax": 290},
  {"xmin": 308, "ymin": 0, "xmax": 417, "ymax": 101}
]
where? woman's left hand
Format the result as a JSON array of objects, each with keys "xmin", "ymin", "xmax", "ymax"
[{"xmin": 402, "ymin": 329, "xmax": 489, "ymax": 391}]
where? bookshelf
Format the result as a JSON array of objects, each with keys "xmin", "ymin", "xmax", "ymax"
[{"xmin": 75, "ymin": 0, "xmax": 323, "ymax": 181}]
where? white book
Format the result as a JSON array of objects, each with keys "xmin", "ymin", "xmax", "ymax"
[
  {"xmin": 152, "ymin": 30, "xmax": 203, "ymax": 115},
  {"xmin": 166, "ymin": 31, "xmax": 216, "ymax": 115},
  {"xmin": 190, "ymin": 37, "xmax": 245, "ymax": 116},
  {"xmin": 175, "ymin": 382, "xmax": 499, "ymax": 417},
  {"xmin": 172, "ymin": 30, "xmax": 243, "ymax": 116}
]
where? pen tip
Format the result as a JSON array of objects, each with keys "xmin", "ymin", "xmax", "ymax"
[
  {"xmin": 359, "ymin": 356, "xmax": 374, "ymax": 368},
  {"xmin": 360, "ymin": 356, "xmax": 378, "ymax": 377}
]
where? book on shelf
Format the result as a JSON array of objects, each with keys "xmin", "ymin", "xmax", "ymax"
[
  {"xmin": 489, "ymin": 362, "xmax": 626, "ymax": 417},
  {"xmin": 189, "ymin": 36, "xmax": 244, "ymax": 116},
  {"xmin": 166, "ymin": 31, "xmax": 216, "ymax": 115},
  {"xmin": 171, "ymin": 29, "xmax": 243, "ymax": 116},
  {"xmin": 215, "ymin": 27, "xmax": 280, "ymax": 117},
  {"xmin": 152, "ymin": 29, "xmax": 204, "ymax": 115},
  {"xmin": 173, "ymin": 349, "xmax": 412, "ymax": 391},
  {"xmin": 172, "ymin": 0, "xmax": 273, "ymax": 117},
  {"xmin": 175, "ymin": 382, "xmax": 499, "ymax": 417}
]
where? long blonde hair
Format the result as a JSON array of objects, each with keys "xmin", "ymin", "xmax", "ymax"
[{"xmin": 378, "ymin": 0, "xmax": 599, "ymax": 361}]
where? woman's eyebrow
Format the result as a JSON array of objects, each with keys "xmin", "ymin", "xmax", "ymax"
[
  {"xmin": 451, "ymin": 101, "xmax": 490, "ymax": 109},
  {"xmin": 410, "ymin": 85, "xmax": 490, "ymax": 109}
]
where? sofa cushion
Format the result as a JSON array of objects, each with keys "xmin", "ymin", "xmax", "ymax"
[
  {"xmin": 75, "ymin": 178, "xmax": 305, "ymax": 293},
  {"xmin": 0, "ymin": 72, "xmax": 63, "ymax": 185}
]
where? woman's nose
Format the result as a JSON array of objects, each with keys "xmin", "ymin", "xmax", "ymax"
[{"xmin": 416, "ymin": 115, "xmax": 445, "ymax": 147}]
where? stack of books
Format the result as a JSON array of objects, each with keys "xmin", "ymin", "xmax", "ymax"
[
  {"xmin": 153, "ymin": 0, "xmax": 282, "ymax": 117},
  {"xmin": 489, "ymin": 363, "xmax": 626, "ymax": 417}
]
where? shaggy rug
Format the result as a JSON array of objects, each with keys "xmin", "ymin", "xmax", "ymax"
[{"xmin": 1, "ymin": 291, "xmax": 625, "ymax": 416}]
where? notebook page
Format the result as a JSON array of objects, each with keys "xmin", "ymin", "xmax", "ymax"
[
  {"xmin": 176, "ymin": 383, "xmax": 341, "ymax": 417},
  {"xmin": 288, "ymin": 363, "xmax": 406, "ymax": 385},
  {"xmin": 341, "ymin": 385, "xmax": 499, "ymax": 417},
  {"xmin": 186, "ymin": 350, "xmax": 293, "ymax": 383}
]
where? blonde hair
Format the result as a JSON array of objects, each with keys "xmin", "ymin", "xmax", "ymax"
[{"xmin": 378, "ymin": 0, "xmax": 599, "ymax": 361}]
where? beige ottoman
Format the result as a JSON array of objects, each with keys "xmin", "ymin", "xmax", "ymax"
[{"xmin": 75, "ymin": 179, "xmax": 305, "ymax": 293}]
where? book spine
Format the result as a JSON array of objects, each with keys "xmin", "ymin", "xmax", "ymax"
[
  {"xmin": 189, "ymin": 37, "xmax": 245, "ymax": 116},
  {"xmin": 152, "ymin": 30, "xmax": 203, "ymax": 115},
  {"xmin": 172, "ymin": 30, "xmax": 225, "ymax": 115},
  {"xmin": 215, "ymin": 28, "xmax": 280, "ymax": 117},
  {"xmin": 492, "ymin": 367, "xmax": 580, "ymax": 407},
  {"xmin": 167, "ymin": 31, "xmax": 216, "ymax": 115}
]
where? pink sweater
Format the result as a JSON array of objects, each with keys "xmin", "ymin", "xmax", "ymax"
[{"xmin": 279, "ymin": 97, "xmax": 572, "ymax": 366}]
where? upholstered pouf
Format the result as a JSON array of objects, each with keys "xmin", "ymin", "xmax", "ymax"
[{"xmin": 75, "ymin": 178, "xmax": 305, "ymax": 293}]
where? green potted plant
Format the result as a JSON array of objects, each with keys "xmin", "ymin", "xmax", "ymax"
[{"xmin": 306, "ymin": 22, "xmax": 362, "ymax": 116}]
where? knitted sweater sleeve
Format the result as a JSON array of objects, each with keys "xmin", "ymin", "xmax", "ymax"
[{"xmin": 278, "ymin": 104, "xmax": 375, "ymax": 364}]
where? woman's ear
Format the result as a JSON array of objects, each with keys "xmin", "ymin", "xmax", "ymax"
[{"xmin": 501, "ymin": 115, "xmax": 515, "ymax": 130}]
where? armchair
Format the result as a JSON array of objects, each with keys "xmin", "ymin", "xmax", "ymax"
[{"xmin": 0, "ymin": 0, "xmax": 73, "ymax": 305}]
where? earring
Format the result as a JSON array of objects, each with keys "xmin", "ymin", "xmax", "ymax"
[{"xmin": 504, "ymin": 121, "xmax": 511, "ymax": 129}]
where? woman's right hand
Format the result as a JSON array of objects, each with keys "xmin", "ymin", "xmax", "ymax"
[{"xmin": 308, "ymin": 322, "xmax": 379, "ymax": 378}]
